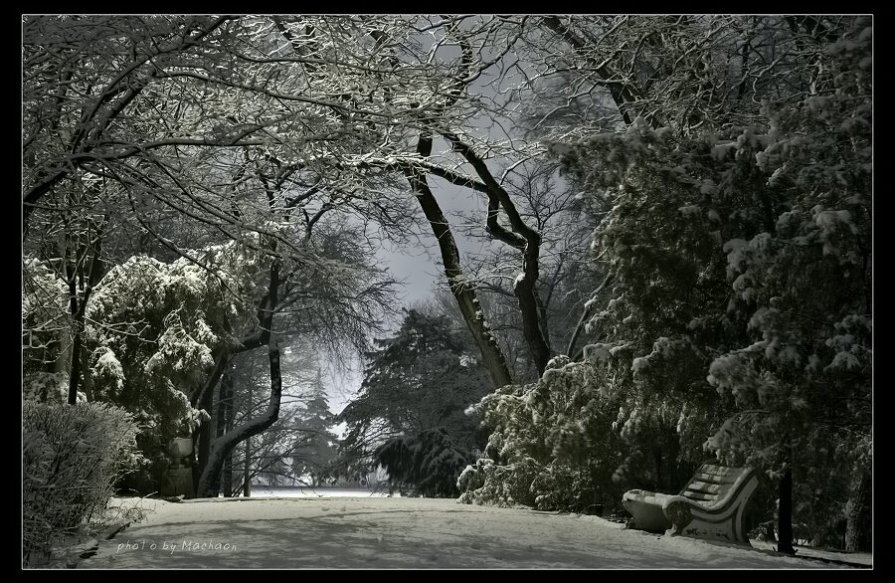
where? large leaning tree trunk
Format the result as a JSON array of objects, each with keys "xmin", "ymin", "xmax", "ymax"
[
  {"xmin": 442, "ymin": 131, "xmax": 553, "ymax": 377},
  {"xmin": 421, "ymin": 28, "xmax": 553, "ymax": 379},
  {"xmin": 189, "ymin": 249, "xmax": 283, "ymax": 493},
  {"xmin": 404, "ymin": 131, "xmax": 513, "ymax": 389},
  {"xmin": 196, "ymin": 262, "xmax": 283, "ymax": 498}
]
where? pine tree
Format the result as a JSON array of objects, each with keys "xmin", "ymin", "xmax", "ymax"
[
  {"xmin": 291, "ymin": 369, "xmax": 339, "ymax": 487},
  {"xmin": 337, "ymin": 309, "xmax": 491, "ymax": 496}
]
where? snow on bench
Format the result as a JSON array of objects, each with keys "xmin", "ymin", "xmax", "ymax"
[{"xmin": 621, "ymin": 462, "xmax": 759, "ymax": 544}]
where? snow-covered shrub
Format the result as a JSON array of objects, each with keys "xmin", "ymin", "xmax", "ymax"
[
  {"xmin": 23, "ymin": 372, "xmax": 73, "ymax": 404},
  {"xmin": 23, "ymin": 401, "xmax": 141, "ymax": 566},
  {"xmin": 459, "ymin": 358, "xmax": 680, "ymax": 513}
]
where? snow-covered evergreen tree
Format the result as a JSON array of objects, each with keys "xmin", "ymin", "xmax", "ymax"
[
  {"xmin": 337, "ymin": 309, "xmax": 491, "ymax": 496},
  {"xmin": 464, "ymin": 16, "xmax": 871, "ymax": 548},
  {"xmin": 291, "ymin": 369, "xmax": 339, "ymax": 486}
]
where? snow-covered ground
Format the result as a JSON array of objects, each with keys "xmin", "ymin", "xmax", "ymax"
[{"xmin": 78, "ymin": 497, "xmax": 870, "ymax": 569}]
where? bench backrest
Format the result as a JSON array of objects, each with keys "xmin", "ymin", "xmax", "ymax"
[{"xmin": 679, "ymin": 463, "xmax": 751, "ymax": 504}]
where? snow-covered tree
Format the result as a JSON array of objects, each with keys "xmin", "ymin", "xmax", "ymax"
[
  {"xmin": 337, "ymin": 309, "xmax": 491, "ymax": 496},
  {"xmin": 704, "ymin": 20, "xmax": 872, "ymax": 551},
  {"xmin": 547, "ymin": 17, "xmax": 870, "ymax": 549},
  {"xmin": 461, "ymin": 15, "xmax": 871, "ymax": 551},
  {"xmin": 291, "ymin": 369, "xmax": 339, "ymax": 486},
  {"xmin": 26, "ymin": 236, "xmax": 266, "ymax": 489}
]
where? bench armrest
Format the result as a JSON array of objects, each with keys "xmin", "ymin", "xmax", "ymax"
[
  {"xmin": 624, "ymin": 489, "xmax": 676, "ymax": 507},
  {"xmin": 661, "ymin": 495, "xmax": 695, "ymax": 531}
]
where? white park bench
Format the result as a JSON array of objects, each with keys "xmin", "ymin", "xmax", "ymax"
[{"xmin": 621, "ymin": 462, "xmax": 759, "ymax": 544}]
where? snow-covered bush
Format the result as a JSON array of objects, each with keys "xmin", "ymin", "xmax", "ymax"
[
  {"xmin": 23, "ymin": 401, "xmax": 141, "ymax": 566},
  {"xmin": 459, "ymin": 357, "xmax": 682, "ymax": 513}
]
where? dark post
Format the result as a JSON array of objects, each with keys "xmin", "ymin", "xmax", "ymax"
[{"xmin": 777, "ymin": 464, "xmax": 795, "ymax": 554}]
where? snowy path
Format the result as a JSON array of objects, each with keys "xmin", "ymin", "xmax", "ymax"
[{"xmin": 80, "ymin": 497, "xmax": 861, "ymax": 569}]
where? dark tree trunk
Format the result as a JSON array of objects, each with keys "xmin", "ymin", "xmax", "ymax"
[
  {"xmin": 777, "ymin": 466, "xmax": 796, "ymax": 554},
  {"xmin": 193, "ymin": 375, "xmax": 215, "ymax": 498},
  {"xmin": 653, "ymin": 448, "xmax": 664, "ymax": 491},
  {"xmin": 534, "ymin": 288, "xmax": 552, "ymax": 354},
  {"xmin": 845, "ymin": 469, "xmax": 872, "ymax": 552},
  {"xmin": 198, "ymin": 337, "xmax": 281, "ymax": 497},
  {"xmin": 190, "ymin": 350, "xmax": 231, "ymax": 407},
  {"xmin": 192, "ymin": 258, "xmax": 280, "ymax": 496},
  {"xmin": 404, "ymin": 133, "xmax": 513, "ymax": 389},
  {"xmin": 65, "ymin": 233, "xmax": 104, "ymax": 405},
  {"xmin": 441, "ymin": 132, "xmax": 553, "ymax": 377},
  {"xmin": 413, "ymin": 181, "xmax": 512, "ymax": 389},
  {"xmin": 222, "ymin": 452, "xmax": 233, "ymax": 497},
  {"xmin": 218, "ymin": 372, "xmax": 234, "ymax": 497},
  {"xmin": 513, "ymin": 244, "xmax": 552, "ymax": 376},
  {"xmin": 197, "ymin": 263, "xmax": 281, "ymax": 497},
  {"xmin": 243, "ymin": 436, "xmax": 251, "ymax": 498},
  {"xmin": 66, "ymin": 329, "xmax": 84, "ymax": 405},
  {"xmin": 243, "ymin": 376, "xmax": 253, "ymax": 497}
]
